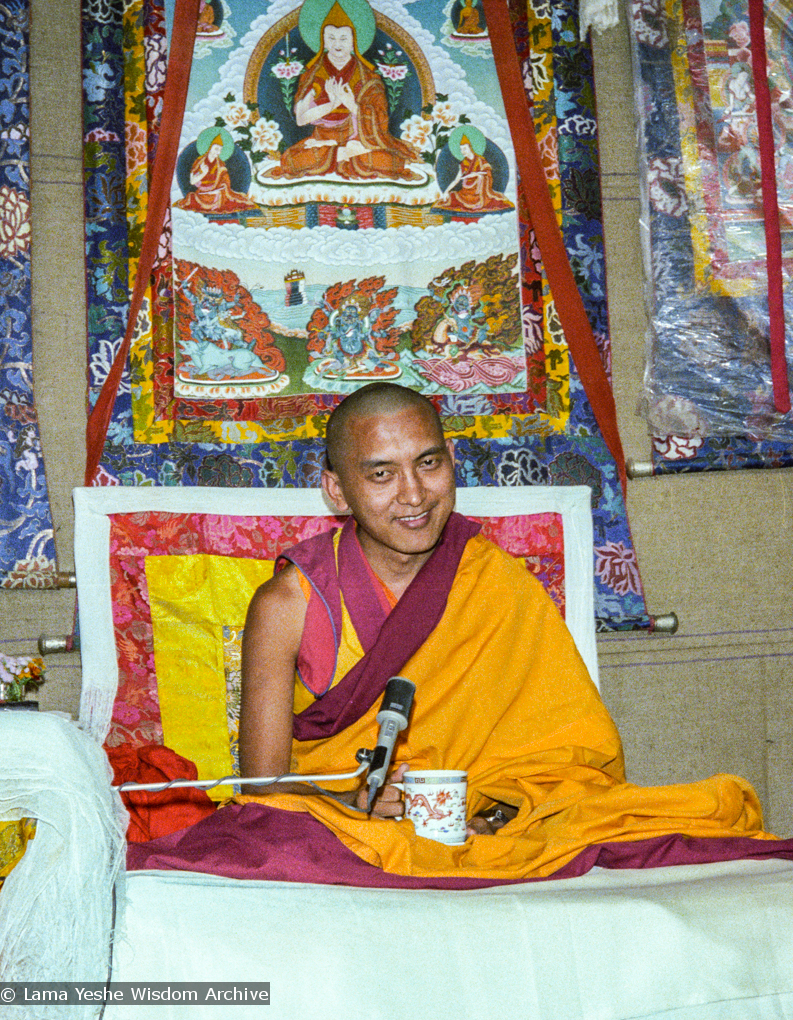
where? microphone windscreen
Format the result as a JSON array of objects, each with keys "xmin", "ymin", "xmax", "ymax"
[{"xmin": 382, "ymin": 676, "xmax": 416, "ymax": 717}]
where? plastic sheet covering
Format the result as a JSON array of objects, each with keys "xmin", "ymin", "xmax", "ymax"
[{"xmin": 631, "ymin": 0, "xmax": 793, "ymax": 444}]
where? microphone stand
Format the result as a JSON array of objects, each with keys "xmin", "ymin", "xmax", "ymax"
[{"xmin": 115, "ymin": 677, "xmax": 416, "ymax": 811}]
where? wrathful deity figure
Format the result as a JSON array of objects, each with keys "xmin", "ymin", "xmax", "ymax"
[
  {"xmin": 329, "ymin": 299, "xmax": 371, "ymax": 363},
  {"xmin": 265, "ymin": 2, "xmax": 420, "ymax": 181},
  {"xmin": 431, "ymin": 285, "xmax": 482, "ymax": 353},
  {"xmin": 180, "ymin": 284, "xmax": 278, "ymax": 380}
]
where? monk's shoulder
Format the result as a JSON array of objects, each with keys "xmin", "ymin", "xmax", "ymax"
[
  {"xmin": 246, "ymin": 563, "xmax": 308, "ymax": 632},
  {"xmin": 460, "ymin": 534, "xmax": 571, "ymax": 640}
]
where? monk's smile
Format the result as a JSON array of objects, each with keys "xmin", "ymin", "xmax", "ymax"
[{"xmin": 394, "ymin": 509, "xmax": 433, "ymax": 529}]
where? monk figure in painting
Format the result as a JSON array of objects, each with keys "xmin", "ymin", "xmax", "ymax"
[
  {"xmin": 456, "ymin": 0, "xmax": 483, "ymax": 35},
  {"xmin": 265, "ymin": 2, "xmax": 420, "ymax": 182},
  {"xmin": 176, "ymin": 133, "xmax": 260, "ymax": 214},
  {"xmin": 197, "ymin": 0, "xmax": 219, "ymax": 36},
  {"xmin": 436, "ymin": 134, "xmax": 513, "ymax": 214}
]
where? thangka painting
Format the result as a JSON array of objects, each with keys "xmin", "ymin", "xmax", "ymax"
[
  {"xmin": 630, "ymin": 0, "xmax": 793, "ymax": 473},
  {"xmin": 172, "ymin": 0, "xmax": 523, "ymax": 402},
  {"xmin": 0, "ymin": 0, "xmax": 57, "ymax": 587},
  {"xmin": 81, "ymin": 0, "xmax": 651, "ymax": 628}
]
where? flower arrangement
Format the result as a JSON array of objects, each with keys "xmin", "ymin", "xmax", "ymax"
[
  {"xmin": 0, "ymin": 654, "xmax": 46, "ymax": 703},
  {"xmin": 375, "ymin": 45, "xmax": 410, "ymax": 113},
  {"xmin": 399, "ymin": 95, "xmax": 471, "ymax": 165},
  {"xmin": 215, "ymin": 92, "xmax": 284, "ymax": 163},
  {"xmin": 271, "ymin": 37, "xmax": 304, "ymax": 111}
]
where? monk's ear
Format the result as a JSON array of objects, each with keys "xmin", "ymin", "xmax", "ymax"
[
  {"xmin": 445, "ymin": 437, "xmax": 455, "ymax": 464},
  {"xmin": 321, "ymin": 468, "xmax": 351, "ymax": 514}
]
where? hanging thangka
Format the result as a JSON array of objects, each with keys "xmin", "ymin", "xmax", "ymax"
[
  {"xmin": 630, "ymin": 0, "xmax": 793, "ymax": 474},
  {"xmin": 81, "ymin": 0, "xmax": 651, "ymax": 628},
  {"xmin": 0, "ymin": 0, "xmax": 57, "ymax": 587},
  {"xmin": 172, "ymin": 0, "xmax": 522, "ymax": 401}
]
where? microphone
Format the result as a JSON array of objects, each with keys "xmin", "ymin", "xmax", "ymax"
[{"xmin": 366, "ymin": 676, "xmax": 416, "ymax": 812}]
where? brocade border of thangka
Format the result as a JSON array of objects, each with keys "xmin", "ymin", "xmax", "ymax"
[
  {"xmin": 80, "ymin": 0, "xmax": 650, "ymax": 628},
  {"xmin": 650, "ymin": 434, "xmax": 793, "ymax": 473},
  {"xmin": 0, "ymin": 0, "xmax": 57, "ymax": 587}
]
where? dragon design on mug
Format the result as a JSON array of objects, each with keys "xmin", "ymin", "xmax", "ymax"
[{"xmin": 405, "ymin": 789, "xmax": 454, "ymax": 821}]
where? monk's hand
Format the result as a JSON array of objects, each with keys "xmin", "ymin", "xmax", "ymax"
[
  {"xmin": 354, "ymin": 762, "xmax": 408, "ymax": 817},
  {"xmin": 466, "ymin": 805, "xmax": 514, "ymax": 837},
  {"xmin": 325, "ymin": 77, "xmax": 344, "ymax": 108},
  {"xmin": 337, "ymin": 82, "xmax": 357, "ymax": 112},
  {"xmin": 466, "ymin": 816, "xmax": 496, "ymax": 836}
]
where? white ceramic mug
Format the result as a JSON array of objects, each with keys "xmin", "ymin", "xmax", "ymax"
[{"xmin": 395, "ymin": 770, "xmax": 468, "ymax": 845}]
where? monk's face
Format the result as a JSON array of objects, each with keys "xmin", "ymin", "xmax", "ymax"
[
  {"xmin": 322, "ymin": 405, "xmax": 456, "ymax": 566},
  {"xmin": 324, "ymin": 25, "xmax": 354, "ymax": 70}
]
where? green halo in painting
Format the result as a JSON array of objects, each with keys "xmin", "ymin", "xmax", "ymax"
[
  {"xmin": 298, "ymin": 0, "xmax": 377, "ymax": 55},
  {"xmin": 448, "ymin": 124, "xmax": 487, "ymax": 160},
  {"xmin": 196, "ymin": 125, "xmax": 235, "ymax": 160}
]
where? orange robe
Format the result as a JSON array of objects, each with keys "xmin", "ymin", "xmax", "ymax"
[
  {"xmin": 176, "ymin": 153, "xmax": 259, "ymax": 213},
  {"xmin": 437, "ymin": 152, "xmax": 514, "ymax": 212},
  {"xmin": 240, "ymin": 531, "xmax": 774, "ymax": 879}
]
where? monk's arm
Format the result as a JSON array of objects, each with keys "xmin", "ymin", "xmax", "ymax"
[
  {"xmin": 238, "ymin": 566, "xmax": 404, "ymax": 817},
  {"xmin": 189, "ymin": 160, "xmax": 205, "ymax": 186},
  {"xmin": 239, "ymin": 566, "xmax": 307, "ymax": 793}
]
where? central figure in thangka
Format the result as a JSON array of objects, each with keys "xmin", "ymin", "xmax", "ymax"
[{"xmin": 264, "ymin": 0, "xmax": 422, "ymax": 181}]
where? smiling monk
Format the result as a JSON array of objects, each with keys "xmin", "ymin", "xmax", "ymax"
[
  {"xmin": 239, "ymin": 383, "xmax": 483, "ymax": 823},
  {"xmin": 234, "ymin": 382, "xmax": 777, "ymax": 880}
]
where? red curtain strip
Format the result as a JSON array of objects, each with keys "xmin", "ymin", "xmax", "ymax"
[
  {"xmin": 84, "ymin": 0, "xmax": 201, "ymax": 485},
  {"xmin": 85, "ymin": 0, "xmax": 627, "ymax": 490},
  {"xmin": 482, "ymin": 0, "xmax": 626, "ymax": 491},
  {"xmin": 748, "ymin": 0, "xmax": 791, "ymax": 415}
]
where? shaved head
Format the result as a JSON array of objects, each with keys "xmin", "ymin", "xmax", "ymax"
[
  {"xmin": 325, "ymin": 383, "xmax": 444, "ymax": 473},
  {"xmin": 320, "ymin": 384, "xmax": 456, "ymax": 572}
]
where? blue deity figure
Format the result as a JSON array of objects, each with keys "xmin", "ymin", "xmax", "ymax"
[
  {"xmin": 318, "ymin": 296, "xmax": 374, "ymax": 370},
  {"xmin": 181, "ymin": 285, "xmax": 278, "ymax": 380},
  {"xmin": 191, "ymin": 288, "xmax": 249, "ymax": 350}
]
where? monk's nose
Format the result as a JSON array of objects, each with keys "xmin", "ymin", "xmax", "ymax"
[{"xmin": 396, "ymin": 470, "xmax": 424, "ymax": 505}]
